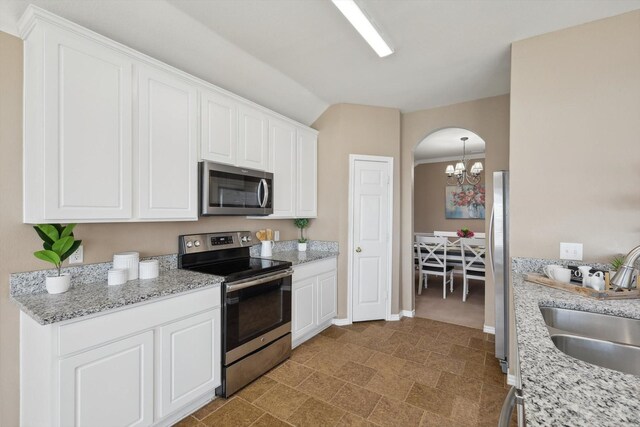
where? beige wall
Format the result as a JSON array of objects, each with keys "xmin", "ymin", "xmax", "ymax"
[
  {"xmin": 510, "ymin": 10, "xmax": 640, "ymax": 262},
  {"xmin": 401, "ymin": 95, "xmax": 510, "ymax": 327},
  {"xmin": 0, "ymin": 31, "xmax": 302, "ymax": 426},
  {"xmin": 414, "ymin": 161, "xmax": 486, "ymax": 233},
  {"xmin": 312, "ymin": 104, "xmax": 402, "ymax": 317}
]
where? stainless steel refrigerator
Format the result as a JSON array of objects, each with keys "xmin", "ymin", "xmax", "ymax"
[{"xmin": 491, "ymin": 170, "xmax": 509, "ymax": 373}]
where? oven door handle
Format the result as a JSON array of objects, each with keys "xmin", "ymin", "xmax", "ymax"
[{"xmin": 226, "ymin": 268, "xmax": 293, "ymax": 292}]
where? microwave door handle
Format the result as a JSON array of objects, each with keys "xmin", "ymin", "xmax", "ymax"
[
  {"xmin": 261, "ymin": 179, "xmax": 269, "ymax": 208},
  {"xmin": 256, "ymin": 179, "xmax": 263, "ymax": 208},
  {"xmin": 258, "ymin": 178, "xmax": 269, "ymax": 208}
]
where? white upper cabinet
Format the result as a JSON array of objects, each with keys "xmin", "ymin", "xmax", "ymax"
[
  {"xmin": 296, "ymin": 129, "xmax": 318, "ymax": 218},
  {"xmin": 261, "ymin": 122, "xmax": 318, "ymax": 219},
  {"xmin": 200, "ymin": 89, "xmax": 237, "ymax": 166},
  {"xmin": 269, "ymin": 119, "xmax": 297, "ymax": 217},
  {"xmin": 237, "ymin": 103, "xmax": 269, "ymax": 171},
  {"xmin": 137, "ymin": 66, "xmax": 198, "ymax": 220},
  {"xmin": 24, "ymin": 23, "xmax": 133, "ymax": 222},
  {"xmin": 20, "ymin": 6, "xmax": 316, "ymax": 223}
]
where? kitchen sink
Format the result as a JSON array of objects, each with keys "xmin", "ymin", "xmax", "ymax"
[
  {"xmin": 540, "ymin": 306, "xmax": 640, "ymax": 346},
  {"xmin": 550, "ymin": 334, "xmax": 640, "ymax": 376}
]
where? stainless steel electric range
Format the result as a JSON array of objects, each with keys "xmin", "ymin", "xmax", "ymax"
[{"xmin": 178, "ymin": 231, "xmax": 293, "ymax": 397}]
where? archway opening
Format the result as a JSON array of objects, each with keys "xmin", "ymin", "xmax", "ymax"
[{"xmin": 413, "ymin": 127, "xmax": 486, "ymax": 329}]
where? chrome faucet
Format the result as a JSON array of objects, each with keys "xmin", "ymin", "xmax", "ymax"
[{"xmin": 610, "ymin": 245, "xmax": 640, "ymax": 290}]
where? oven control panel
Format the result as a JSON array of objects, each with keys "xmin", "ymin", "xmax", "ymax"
[{"xmin": 179, "ymin": 231, "xmax": 253, "ymax": 254}]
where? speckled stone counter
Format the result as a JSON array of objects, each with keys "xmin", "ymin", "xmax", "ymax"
[
  {"xmin": 512, "ymin": 258, "xmax": 640, "ymax": 426},
  {"xmin": 12, "ymin": 269, "xmax": 223, "ymax": 325},
  {"xmin": 268, "ymin": 250, "xmax": 338, "ymax": 266}
]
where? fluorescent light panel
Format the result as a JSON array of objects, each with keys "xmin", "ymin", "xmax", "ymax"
[{"xmin": 331, "ymin": 0, "xmax": 393, "ymax": 58}]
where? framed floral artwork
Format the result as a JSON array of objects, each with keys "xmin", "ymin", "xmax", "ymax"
[{"xmin": 445, "ymin": 184, "xmax": 485, "ymax": 219}]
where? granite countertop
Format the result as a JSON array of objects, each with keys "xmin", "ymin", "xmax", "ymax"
[
  {"xmin": 268, "ymin": 250, "xmax": 339, "ymax": 266},
  {"xmin": 12, "ymin": 269, "xmax": 224, "ymax": 325},
  {"xmin": 513, "ymin": 273, "xmax": 640, "ymax": 426}
]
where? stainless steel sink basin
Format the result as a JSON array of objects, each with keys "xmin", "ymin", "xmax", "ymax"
[
  {"xmin": 551, "ymin": 334, "xmax": 640, "ymax": 376},
  {"xmin": 540, "ymin": 306, "xmax": 640, "ymax": 346}
]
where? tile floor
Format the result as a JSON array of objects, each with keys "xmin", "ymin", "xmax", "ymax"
[{"xmin": 175, "ymin": 317, "xmax": 515, "ymax": 427}]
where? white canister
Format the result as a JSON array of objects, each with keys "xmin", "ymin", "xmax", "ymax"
[
  {"xmin": 261, "ymin": 240, "xmax": 274, "ymax": 257},
  {"xmin": 107, "ymin": 268, "xmax": 128, "ymax": 286},
  {"xmin": 113, "ymin": 252, "xmax": 139, "ymax": 281},
  {"xmin": 139, "ymin": 260, "xmax": 159, "ymax": 280}
]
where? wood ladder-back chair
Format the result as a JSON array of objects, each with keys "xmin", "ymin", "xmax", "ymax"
[
  {"xmin": 460, "ymin": 237, "xmax": 486, "ymax": 302},
  {"xmin": 416, "ymin": 235, "xmax": 455, "ymax": 299}
]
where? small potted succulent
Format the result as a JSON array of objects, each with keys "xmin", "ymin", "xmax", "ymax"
[
  {"xmin": 33, "ymin": 224, "xmax": 82, "ymax": 294},
  {"xmin": 608, "ymin": 255, "xmax": 626, "ymax": 288},
  {"xmin": 457, "ymin": 228, "xmax": 475, "ymax": 238},
  {"xmin": 294, "ymin": 218, "xmax": 310, "ymax": 252}
]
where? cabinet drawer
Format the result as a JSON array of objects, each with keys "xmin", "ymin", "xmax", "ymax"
[
  {"xmin": 58, "ymin": 286, "xmax": 221, "ymax": 356},
  {"xmin": 292, "ymin": 258, "xmax": 337, "ymax": 282}
]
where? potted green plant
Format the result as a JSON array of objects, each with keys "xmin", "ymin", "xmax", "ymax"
[
  {"xmin": 608, "ymin": 255, "xmax": 626, "ymax": 288},
  {"xmin": 33, "ymin": 224, "xmax": 82, "ymax": 294},
  {"xmin": 293, "ymin": 218, "xmax": 310, "ymax": 252}
]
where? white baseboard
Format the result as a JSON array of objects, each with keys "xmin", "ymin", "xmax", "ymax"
[
  {"xmin": 332, "ymin": 318, "xmax": 351, "ymax": 326},
  {"xmin": 507, "ymin": 374, "xmax": 516, "ymax": 386},
  {"xmin": 483, "ymin": 325, "xmax": 496, "ymax": 334},
  {"xmin": 387, "ymin": 313, "xmax": 401, "ymax": 321},
  {"xmin": 400, "ymin": 310, "xmax": 415, "ymax": 318}
]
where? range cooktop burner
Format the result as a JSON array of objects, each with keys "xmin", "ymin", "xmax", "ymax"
[{"xmin": 186, "ymin": 257, "xmax": 291, "ymax": 282}]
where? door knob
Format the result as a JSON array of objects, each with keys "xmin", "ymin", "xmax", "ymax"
[{"xmin": 355, "ymin": 247, "xmax": 362, "ymax": 253}]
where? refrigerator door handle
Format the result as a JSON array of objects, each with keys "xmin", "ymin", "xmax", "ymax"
[{"xmin": 489, "ymin": 206, "xmax": 496, "ymax": 278}]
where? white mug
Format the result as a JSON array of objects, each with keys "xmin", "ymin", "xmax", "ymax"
[
  {"xmin": 551, "ymin": 267, "xmax": 572, "ymax": 283},
  {"xmin": 543, "ymin": 264, "xmax": 563, "ymax": 279},
  {"xmin": 260, "ymin": 240, "xmax": 275, "ymax": 257},
  {"xmin": 577, "ymin": 266, "xmax": 592, "ymax": 287},
  {"xmin": 589, "ymin": 271, "xmax": 605, "ymax": 291}
]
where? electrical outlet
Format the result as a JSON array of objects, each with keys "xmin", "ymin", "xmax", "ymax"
[
  {"xmin": 274, "ymin": 230, "xmax": 280, "ymax": 241},
  {"xmin": 560, "ymin": 242, "xmax": 583, "ymax": 260},
  {"xmin": 69, "ymin": 244, "xmax": 84, "ymax": 264}
]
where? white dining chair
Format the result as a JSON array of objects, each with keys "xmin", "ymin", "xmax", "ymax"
[
  {"xmin": 460, "ymin": 237, "xmax": 486, "ymax": 302},
  {"xmin": 416, "ymin": 235, "xmax": 455, "ymax": 298}
]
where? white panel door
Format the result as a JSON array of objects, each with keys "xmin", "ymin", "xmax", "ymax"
[
  {"xmin": 157, "ymin": 309, "xmax": 220, "ymax": 418},
  {"xmin": 269, "ymin": 119, "xmax": 297, "ymax": 217},
  {"xmin": 316, "ymin": 270, "xmax": 337, "ymax": 325},
  {"xmin": 237, "ymin": 103, "xmax": 269, "ymax": 170},
  {"xmin": 292, "ymin": 278, "xmax": 316, "ymax": 340},
  {"xmin": 296, "ymin": 129, "xmax": 318, "ymax": 218},
  {"xmin": 351, "ymin": 158, "xmax": 391, "ymax": 322},
  {"xmin": 59, "ymin": 331, "xmax": 153, "ymax": 427},
  {"xmin": 137, "ymin": 66, "xmax": 198, "ymax": 220},
  {"xmin": 201, "ymin": 89, "xmax": 237, "ymax": 165},
  {"xmin": 43, "ymin": 27, "xmax": 133, "ymax": 220}
]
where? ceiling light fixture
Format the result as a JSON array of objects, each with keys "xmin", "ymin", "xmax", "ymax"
[
  {"xmin": 445, "ymin": 137, "xmax": 484, "ymax": 186},
  {"xmin": 331, "ymin": 0, "xmax": 394, "ymax": 58}
]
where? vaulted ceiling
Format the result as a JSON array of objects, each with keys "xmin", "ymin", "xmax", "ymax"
[{"xmin": 2, "ymin": 0, "xmax": 639, "ymax": 125}]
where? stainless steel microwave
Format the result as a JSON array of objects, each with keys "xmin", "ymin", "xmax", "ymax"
[{"xmin": 200, "ymin": 161, "xmax": 273, "ymax": 216}]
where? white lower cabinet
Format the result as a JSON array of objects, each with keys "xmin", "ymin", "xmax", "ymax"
[
  {"xmin": 60, "ymin": 331, "xmax": 154, "ymax": 427},
  {"xmin": 292, "ymin": 258, "xmax": 337, "ymax": 347},
  {"xmin": 20, "ymin": 286, "xmax": 222, "ymax": 427},
  {"xmin": 157, "ymin": 309, "xmax": 221, "ymax": 418}
]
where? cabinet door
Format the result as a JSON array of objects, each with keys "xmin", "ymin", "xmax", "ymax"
[
  {"xmin": 316, "ymin": 270, "xmax": 338, "ymax": 325},
  {"xmin": 237, "ymin": 103, "xmax": 269, "ymax": 170},
  {"xmin": 59, "ymin": 331, "xmax": 153, "ymax": 427},
  {"xmin": 137, "ymin": 66, "xmax": 198, "ymax": 220},
  {"xmin": 201, "ymin": 89, "xmax": 237, "ymax": 165},
  {"xmin": 296, "ymin": 129, "xmax": 318, "ymax": 218},
  {"xmin": 157, "ymin": 309, "xmax": 221, "ymax": 418},
  {"xmin": 292, "ymin": 278, "xmax": 317, "ymax": 340},
  {"xmin": 269, "ymin": 119, "xmax": 297, "ymax": 217},
  {"xmin": 43, "ymin": 27, "xmax": 133, "ymax": 220}
]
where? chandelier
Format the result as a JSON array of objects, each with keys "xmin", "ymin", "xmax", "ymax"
[{"xmin": 445, "ymin": 137, "xmax": 484, "ymax": 186}]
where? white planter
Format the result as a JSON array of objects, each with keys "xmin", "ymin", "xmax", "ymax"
[
  {"xmin": 46, "ymin": 273, "xmax": 71, "ymax": 294},
  {"xmin": 298, "ymin": 242, "xmax": 308, "ymax": 252}
]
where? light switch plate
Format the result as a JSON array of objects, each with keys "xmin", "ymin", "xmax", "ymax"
[
  {"xmin": 560, "ymin": 242, "xmax": 583, "ymax": 260},
  {"xmin": 69, "ymin": 245, "xmax": 84, "ymax": 264}
]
